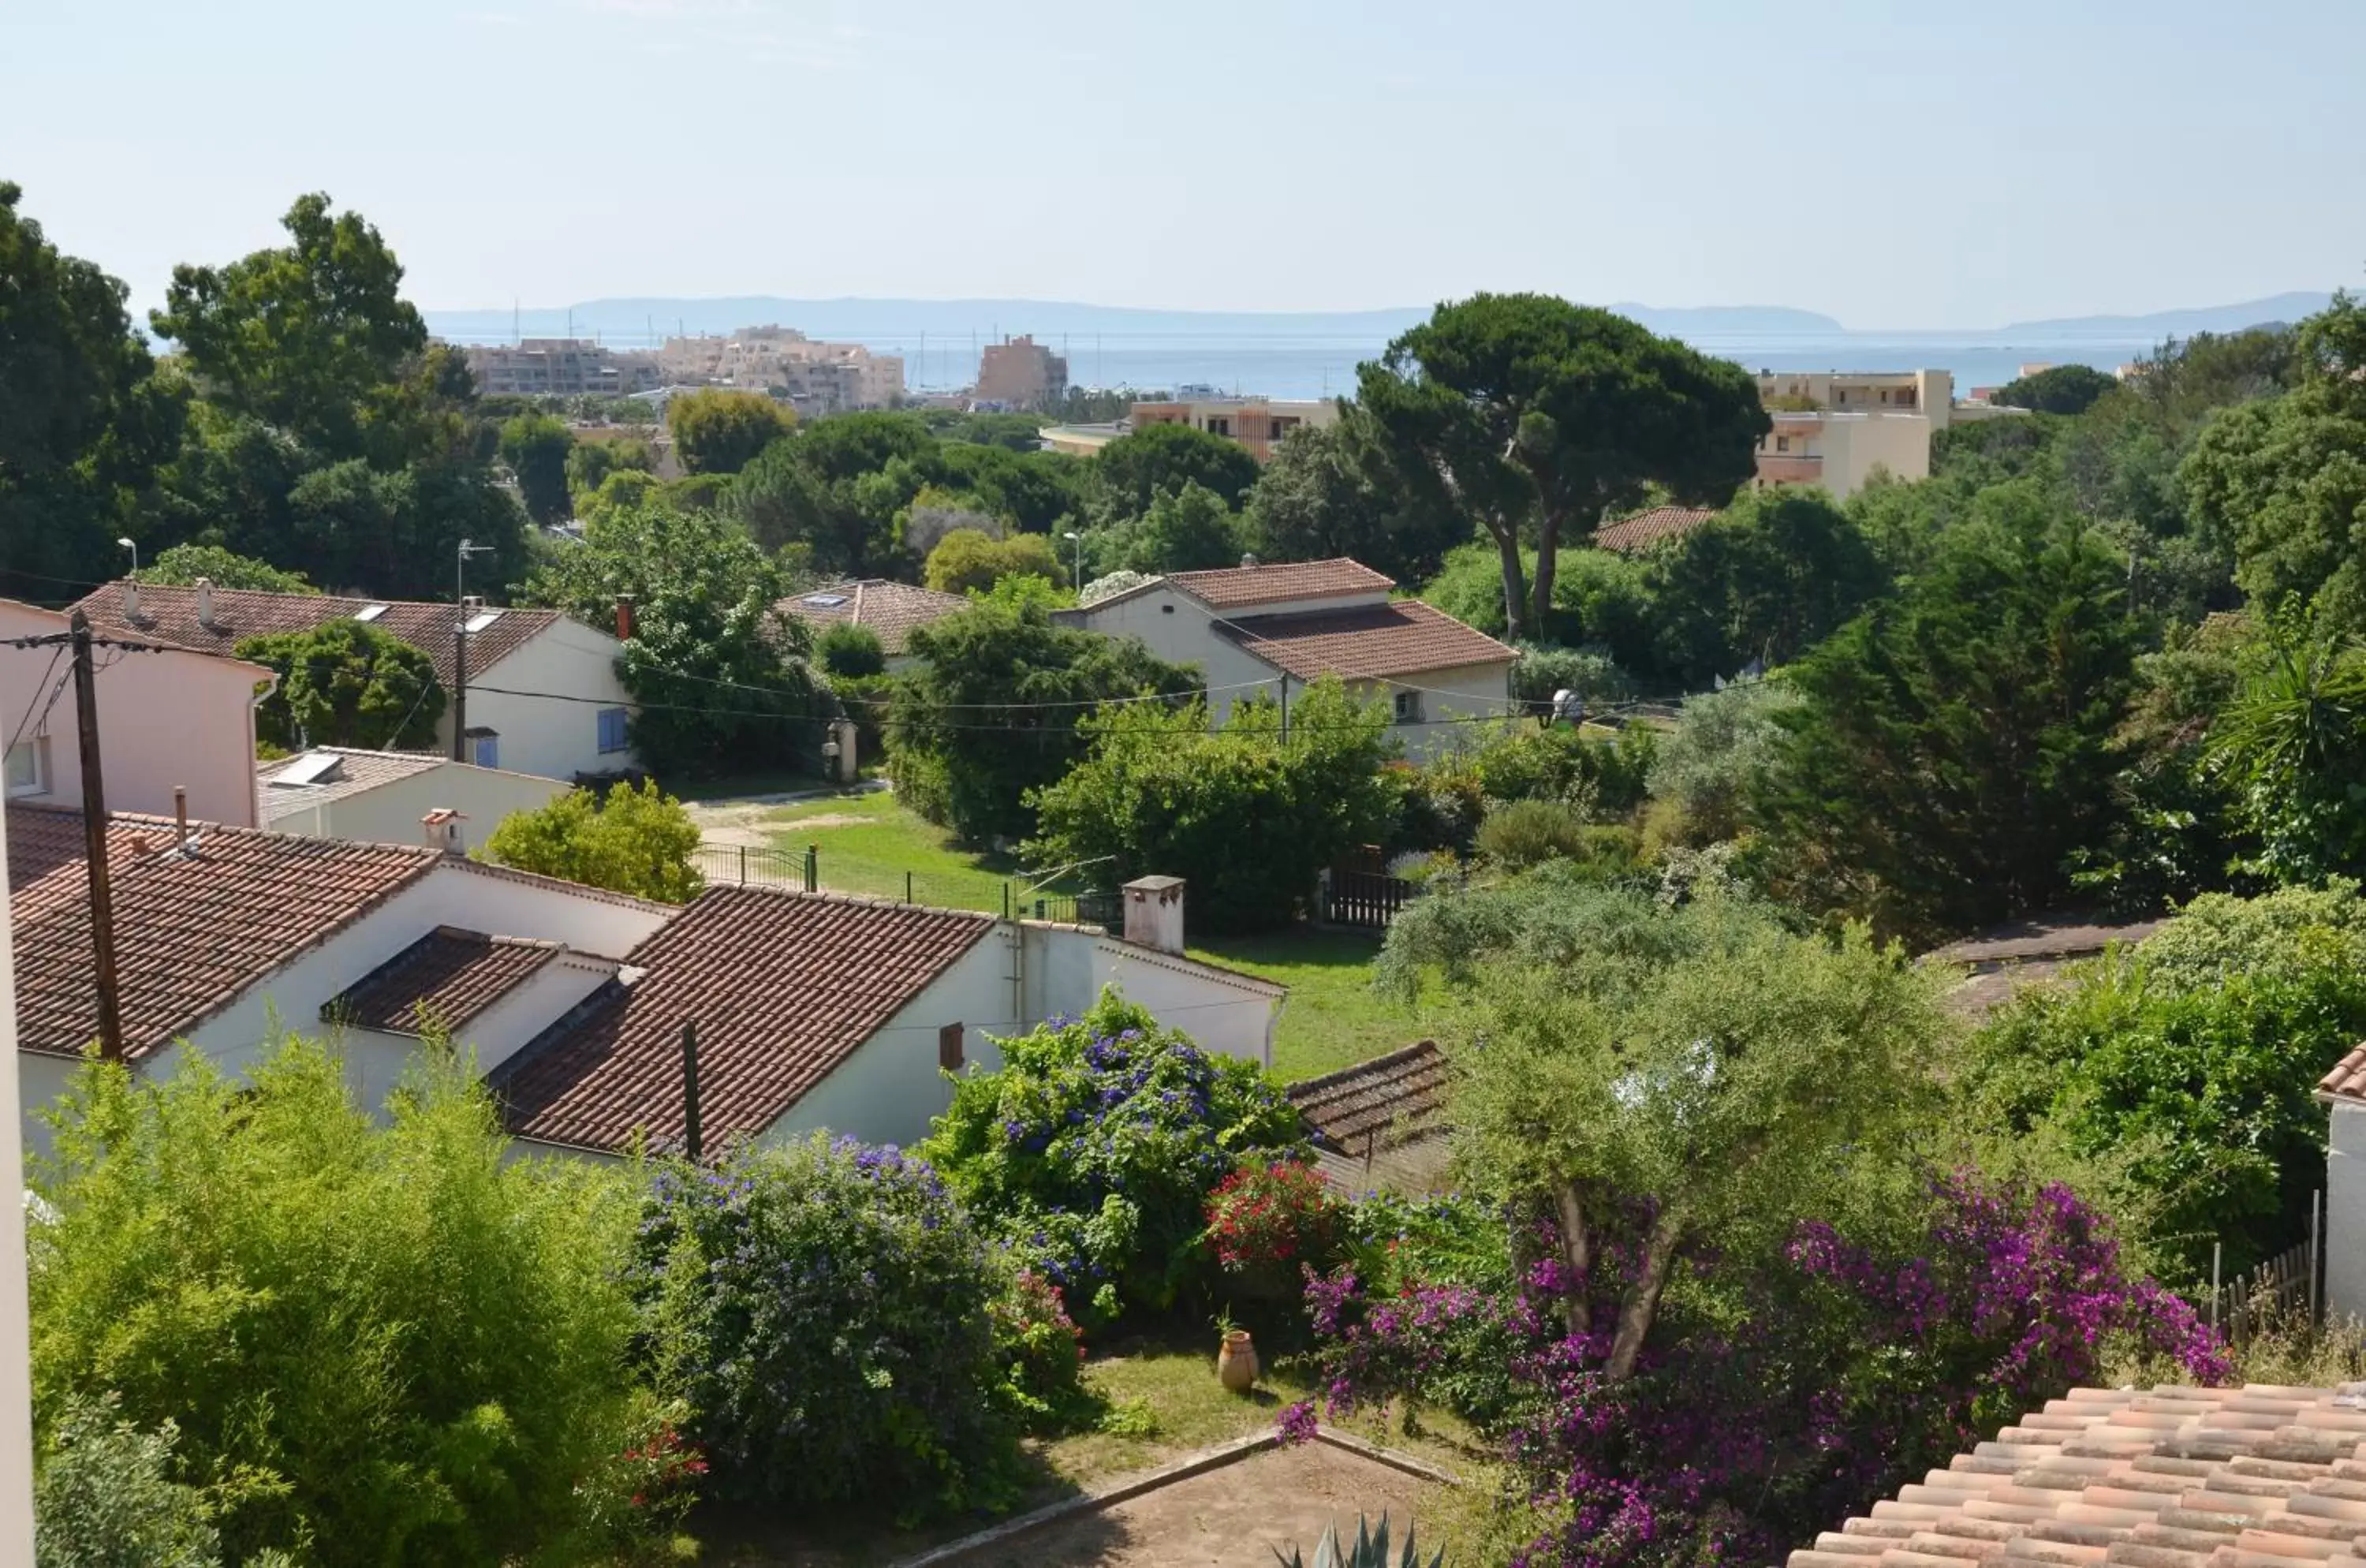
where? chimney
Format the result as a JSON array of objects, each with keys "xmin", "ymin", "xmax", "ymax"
[
  {"xmin": 1122, "ymin": 875, "xmax": 1186, "ymax": 955},
  {"xmin": 121, "ymin": 579, "xmax": 140, "ymax": 622},
  {"xmin": 421, "ymin": 808, "xmax": 468, "ymax": 855},
  {"xmin": 193, "ymin": 577, "xmax": 216, "ymax": 629},
  {"xmin": 1239, "ymin": 553, "xmax": 1258, "ymax": 569},
  {"xmin": 615, "ymin": 593, "xmax": 636, "ymax": 641},
  {"xmin": 173, "ymin": 786, "xmax": 187, "ymax": 852}
]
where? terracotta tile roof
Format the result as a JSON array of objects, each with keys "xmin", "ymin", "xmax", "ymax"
[
  {"xmin": 6, "ymin": 804, "xmax": 442, "ymax": 1058},
  {"xmin": 1594, "ymin": 506, "xmax": 1718, "ymax": 554},
  {"xmin": 1287, "ymin": 1040, "xmax": 1447, "ymax": 1152},
  {"xmin": 257, "ymin": 748, "xmax": 444, "ymax": 824},
  {"xmin": 324, "ymin": 925, "xmax": 562, "ymax": 1036},
  {"xmin": 2319, "ymin": 1044, "xmax": 2366, "ymax": 1105},
  {"xmin": 487, "ymin": 885, "xmax": 995, "ymax": 1152},
  {"xmin": 1789, "ymin": 1383, "xmax": 2366, "ymax": 1568},
  {"xmin": 67, "ymin": 582, "xmax": 569, "ymax": 688},
  {"xmin": 1222, "ymin": 599, "xmax": 1517, "ymax": 682},
  {"xmin": 775, "ymin": 579, "xmax": 971, "ymax": 656},
  {"xmin": 1167, "ymin": 558, "xmax": 1397, "ymax": 610}
]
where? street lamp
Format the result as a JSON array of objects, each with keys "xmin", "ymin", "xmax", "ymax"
[
  {"xmin": 116, "ymin": 537, "xmax": 136, "ymax": 579},
  {"xmin": 1062, "ymin": 530, "xmax": 1083, "ymax": 590}
]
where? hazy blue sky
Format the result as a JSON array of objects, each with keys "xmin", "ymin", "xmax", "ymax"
[{"xmin": 8, "ymin": 0, "xmax": 2361, "ymax": 327}]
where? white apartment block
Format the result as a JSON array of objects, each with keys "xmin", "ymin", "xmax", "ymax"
[
  {"xmin": 1752, "ymin": 368, "xmax": 2023, "ymax": 498},
  {"xmin": 656, "ymin": 326, "xmax": 903, "ymax": 413},
  {"xmin": 465, "ymin": 339, "xmax": 662, "ymax": 398}
]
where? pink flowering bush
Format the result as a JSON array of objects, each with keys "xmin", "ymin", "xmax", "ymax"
[
  {"xmin": 988, "ymin": 1268, "xmax": 1095, "ymax": 1429},
  {"xmin": 1302, "ymin": 1170, "xmax": 2223, "ymax": 1568}
]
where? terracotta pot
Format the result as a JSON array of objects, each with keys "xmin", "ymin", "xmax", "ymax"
[{"xmin": 1217, "ymin": 1328, "xmax": 1259, "ymax": 1392}]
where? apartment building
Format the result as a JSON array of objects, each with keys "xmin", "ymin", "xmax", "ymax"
[
  {"xmin": 1129, "ymin": 395, "xmax": 1341, "ymax": 463},
  {"xmin": 655, "ymin": 326, "xmax": 904, "ymax": 414},
  {"xmin": 975, "ymin": 334, "xmax": 1067, "ymax": 408},
  {"xmin": 465, "ymin": 339, "xmax": 662, "ymax": 398},
  {"xmin": 1751, "ymin": 368, "xmax": 2021, "ymax": 498}
]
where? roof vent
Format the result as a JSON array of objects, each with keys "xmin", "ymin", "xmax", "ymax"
[
  {"xmin": 1239, "ymin": 553, "xmax": 1258, "ymax": 569},
  {"xmin": 194, "ymin": 577, "xmax": 217, "ymax": 629}
]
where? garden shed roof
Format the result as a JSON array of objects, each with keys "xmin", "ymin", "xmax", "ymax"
[
  {"xmin": 1925, "ymin": 914, "xmax": 2164, "ymax": 1020},
  {"xmin": 1286, "ymin": 1040, "xmax": 1452, "ymax": 1193},
  {"xmin": 325, "ymin": 926, "xmax": 564, "ymax": 1036},
  {"xmin": 1594, "ymin": 506, "xmax": 1718, "ymax": 554},
  {"xmin": 1222, "ymin": 599, "xmax": 1516, "ymax": 683},
  {"xmin": 1788, "ymin": 1383, "xmax": 2366, "ymax": 1568}
]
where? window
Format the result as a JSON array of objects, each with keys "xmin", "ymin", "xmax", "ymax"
[
  {"xmin": 1205, "ymin": 416, "xmax": 1231, "ymax": 437},
  {"xmin": 1774, "ymin": 435, "xmax": 1789, "ymax": 454},
  {"xmin": 472, "ymin": 732, "xmax": 499, "ymax": 769},
  {"xmin": 1393, "ymin": 690, "xmax": 1423, "ymax": 726},
  {"xmin": 597, "ymin": 707, "xmax": 629, "ymax": 755},
  {"xmin": 352, "ymin": 603, "xmax": 388, "ymax": 623},
  {"xmin": 463, "ymin": 609, "xmax": 504, "ymax": 635},
  {"xmin": 5, "ymin": 739, "xmax": 47, "ymax": 798},
  {"xmin": 939, "ymin": 1021, "xmax": 965, "ymax": 1072}
]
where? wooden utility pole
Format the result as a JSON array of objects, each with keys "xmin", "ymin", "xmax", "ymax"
[
  {"xmin": 681, "ymin": 1020, "xmax": 703, "ymax": 1163},
  {"xmin": 68, "ymin": 611, "xmax": 125, "ymax": 1061}
]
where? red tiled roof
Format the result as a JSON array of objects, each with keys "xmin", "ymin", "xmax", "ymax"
[
  {"xmin": 1789, "ymin": 1383, "xmax": 2366, "ymax": 1568},
  {"xmin": 6, "ymin": 804, "xmax": 442, "ymax": 1058},
  {"xmin": 324, "ymin": 925, "xmax": 562, "ymax": 1036},
  {"xmin": 66, "ymin": 582, "xmax": 571, "ymax": 689},
  {"xmin": 1593, "ymin": 506, "xmax": 1718, "ymax": 554},
  {"xmin": 1167, "ymin": 558, "xmax": 1396, "ymax": 610},
  {"xmin": 1286, "ymin": 1040, "xmax": 1446, "ymax": 1152},
  {"xmin": 2319, "ymin": 1043, "xmax": 2366, "ymax": 1104},
  {"xmin": 1222, "ymin": 599, "xmax": 1516, "ymax": 682},
  {"xmin": 488, "ymin": 886, "xmax": 994, "ymax": 1152},
  {"xmin": 775, "ymin": 579, "xmax": 971, "ymax": 656}
]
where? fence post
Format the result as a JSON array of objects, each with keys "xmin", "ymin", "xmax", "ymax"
[
  {"xmin": 738, "ymin": 844, "xmax": 747, "ymax": 887},
  {"xmin": 804, "ymin": 844, "xmax": 817, "ymax": 894},
  {"xmin": 2210, "ymin": 1241, "xmax": 2222, "ymax": 1337},
  {"xmin": 905, "ymin": 870, "xmax": 913, "ymax": 904},
  {"xmin": 1003, "ymin": 882, "xmax": 1011, "ymax": 920},
  {"xmin": 2313, "ymin": 1190, "xmax": 2324, "ymax": 1322}
]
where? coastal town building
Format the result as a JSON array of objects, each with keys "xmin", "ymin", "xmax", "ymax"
[
  {"xmin": 462, "ymin": 339, "xmax": 662, "ymax": 398},
  {"xmin": 974, "ymin": 334, "xmax": 1066, "ymax": 408},
  {"xmin": 70, "ymin": 581, "xmax": 639, "ymax": 782},
  {"xmin": 1750, "ymin": 368, "xmax": 2022, "ymax": 498},
  {"xmin": 1054, "ymin": 557, "xmax": 1515, "ymax": 759},
  {"xmin": 656, "ymin": 326, "xmax": 903, "ymax": 414},
  {"xmin": 1129, "ymin": 395, "xmax": 1341, "ymax": 463}
]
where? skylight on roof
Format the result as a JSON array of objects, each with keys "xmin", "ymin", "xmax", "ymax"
[
  {"xmin": 801, "ymin": 593, "xmax": 849, "ymax": 608},
  {"xmin": 463, "ymin": 610, "xmax": 503, "ymax": 634},
  {"xmin": 352, "ymin": 603, "xmax": 389, "ymax": 622},
  {"xmin": 270, "ymin": 752, "xmax": 343, "ymax": 788}
]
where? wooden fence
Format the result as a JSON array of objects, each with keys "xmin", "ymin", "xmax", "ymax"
[
  {"xmin": 2210, "ymin": 1191, "xmax": 2323, "ymax": 1346},
  {"xmin": 1322, "ymin": 866, "xmax": 1418, "ymax": 929}
]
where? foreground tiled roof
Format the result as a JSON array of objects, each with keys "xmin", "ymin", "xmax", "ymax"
[
  {"xmin": 1222, "ymin": 599, "xmax": 1517, "ymax": 682},
  {"xmin": 775, "ymin": 579, "xmax": 970, "ymax": 656},
  {"xmin": 325, "ymin": 926, "xmax": 562, "ymax": 1036},
  {"xmin": 1287, "ymin": 1040, "xmax": 1447, "ymax": 1153},
  {"xmin": 258, "ymin": 749, "xmax": 443, "ymax": 824},
  {"xmin": 1168, "ymin": 558, "xmax": 1396, "ymax": 610},
  {"xmin": 2319, "ymin": 1045, "xmax": 2366, "ymax": 1106},
  {"xmin": 68, "ymin": 582, "xmax": 567, "ymax": 688},
  {"xmin": 488, "ymin": 886, "xmax": 994, "ymax": 1152},
  {"xmin": 6, "ymin": 805, "xmax": 442, "ymax": 1058},
  {"xmin": 1594, "ymin": 506, "xmax": 1718, "ymax": 554},
  {"xmin": 1789, "ymin": 1383, "xmax": 2366, "ymax": 1568}
]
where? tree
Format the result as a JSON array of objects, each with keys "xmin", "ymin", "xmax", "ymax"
[
  {"xmin": 726, "ymin": 413, "xmax": 931, "ymax": 577},
  {"xmin": 565, "ymin": 435, "xmax": 651, "ymax": 502},
  {"xmin": 1752, "ymin": 498, "xmax": 2142, "ymax": 939},
  {"xmin": 1026, "ymin": 680, "xmax": 1397, "ymax": 932},
  {"xmin": 1995, "ymin": 364, "xmax": 2118, "ymax": 416},
  {"xmin": 889, "ymin": 602, "xmax": 1199, "ymax": 843},
  {"xmin": 234, "ymin": 620, "xmax": 444, "ymax": 751},
  {"xmin": 2205, "ymin": 610, "xmax": 2366, "ymax": 883},
  {"xmin": 498, "ymin": 412, "xmax": 574, "ymax": 525},
  {"xmin": 480, "ymin": 779, "xmax": 703, "ymax": 902},
  {"xmin": 1360, "ymin": 293, "xmax": 1767, "ymax": 639},
  {"xmin": 1644, "ymin": 678, "xmax": 1804, "ymax": 845},
  {"xmin": 1092, "ymin": 480, "xmax": 1243, "ymax": 575},
  {"xmin": 813, "ymin": 622, "xmax": 886, "ymax": 678},
  {"xmin": 664, "ymin": 388, "xmax": 794, "ymax": 476},
  {"xmin": 520, "ymin": 496, "xmax": 826, "ymax": 778},
  {"xmin": 1642, "ymin": 487, "xmax": 1890, "ymax": 685},
  {"xmin": 1241, "ymin": 413, "xmax": 1470, "ymax": 584},
  {"xmin": 143, "ymin": 543, "xmax": 317, "ymax": 594},
  {"xmin": 924, "ymin": 528, "xmax": 1067, "ymax": 594},
  {"xmin": 149, "ymin": 193, "xmax": 426, "ymax": 461},
  {"xmin": 0, "ymin": 181, "xmax": 184, "ymax": 595},
  {"xmin": 1091, "ymin": 421, "xmax": 1260, "ymax": 520}
]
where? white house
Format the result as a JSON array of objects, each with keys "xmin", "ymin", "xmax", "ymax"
[
  {"xmin": 69, "ymin": 580, "xmax": 640, "ymax": 782},
  {"xmin": 488, "ymin": 874, "xmax": 1286, "ymax": 1159},
  {"xmin": 258, "ymin": 748, "xmax": 568, "ymax": 852},
  {"xmin": 2318, "ymin": 1046, "xmax": 2366, "ymax": 1320},
  {"xmin": 1055, "ymin": 558, "xmax": 1517, "ymax": 758}
]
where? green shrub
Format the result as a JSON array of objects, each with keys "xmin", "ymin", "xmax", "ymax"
[
  {"xmin": 1458, "ymin": 723, "xmax": 1655, "ymax": 816},
  {"xmin": 987, "ymin": 1269, "xmax": 1095, "ymax": 1432},
  {"xmin": 815, "ymin": 621, "xmax": 886, "ymax": 678},
  {"xmin": 1475, "ymin": 798, "xmax": 1592, "ymax": 869},
  {"xmin": 1387, "ymin": 760, "xmax": 1484, "ymax": 855},
  {"xmin": 29, "ymin": 1040, "xmax": 646, "ymax": 1565},
  {"xmin": 480, "ymin": 778, "xmax": 704, "ymax": 903},
  {"xmin": 632, "ymin": 1137, "xmax": 1019, "ymax": 1518},
  {"xmin": 1645, "ymin": 680, "xmax": 1804, "ymax": 844},
  {"xmin": 34, "ymin": 1394, "xmax": 222, "ymax": 1568},
  {"xmin": 918, "ymin": 991, "xmax": 1307, "ymax": 1327},
  {"xmin": 1508, "ymin": 642, "xmax": 1633, "ymax": 709},
  {"xmin": 234, "ymin": 619, "xmax": 444, "ymax": 752}
]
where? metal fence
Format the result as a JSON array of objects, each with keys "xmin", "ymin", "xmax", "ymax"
[
  {"xmin": 694, "ymin": 841, "xmax": 1121, "ymax": 934},
  {"xmin": 695, "ymin": 842, "xmax": 813, "ymax": 892}
]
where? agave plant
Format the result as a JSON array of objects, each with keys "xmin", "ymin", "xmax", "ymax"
[{"xmin": 1271, "ymin": 1511, "xmax": 1444, "ymax": 1568}]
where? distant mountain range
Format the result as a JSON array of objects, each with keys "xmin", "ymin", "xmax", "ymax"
[{"xmin": 1998, "ymin": 293, "xmax": 2334, "ymax": 338}]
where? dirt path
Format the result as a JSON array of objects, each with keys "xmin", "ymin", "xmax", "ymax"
[{"xmin": 685, "ymin": 782, "xmax": 889, "ymax": 847}]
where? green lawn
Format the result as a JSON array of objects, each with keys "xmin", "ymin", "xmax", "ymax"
[
  {"xmin": 757, "ymin": 791, "xmax": 1028, "ymax": 912},
  {"xmin": 1189, "ymin": 928, "xmax": 1459, "ymax": 1083}
]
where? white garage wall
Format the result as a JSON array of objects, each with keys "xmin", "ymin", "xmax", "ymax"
[
  {"xmin": 267, "ymin": 764, "xmax": 569, "ymax": 851},
  {"xmin": 2327, "ymin": 1102, "xmax": 2366, "ymax": 1323},
  {"xmin": 15, "ymin": 1051, "xmax": 78, "ymax": 1170},
  {"xmin": 446, "ymin": 620, "xmax": 636, "ymax": 782}
]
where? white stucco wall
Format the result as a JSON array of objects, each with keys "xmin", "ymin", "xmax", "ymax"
[
  {"xmin": 2327, "ymin": 1102, "xmax": 2366, "ymax": 1323},
  {"xmin": 1095, "ymin": 943, "xmax": 1278, "ymax": 1067},
  {"xmin": 0, "ymin": 601, "xmax": 265, "ymax": 827},
  {"xmin": 435, "ymin": 619, "xmax": 636, "ymax": 781},
  {"xmin": 1063, "ymin": 585, "xmax": 1285, "ymax": 718},
  {"xmin": 1819, "ymin": 413, "xmax": 1932, "ymax": 498},
  {"xmin": 15, "ymin": 1051, "xmax": 77, "ymax": 1171},
  {"xmin": 264, "ymin": 763, "xmax": 569, "ymax": 850},
  {"xmin": 1363, "ymin": 661, "xmax": 1516, "ymax": 761},
  {"xmin": 327, "ymin": 950, "xmax": 621, "ymax": 1117}
]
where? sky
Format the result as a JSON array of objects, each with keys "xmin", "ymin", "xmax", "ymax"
[{"xmin": 7, "ymin": 0, "xmax": 2364, "ymax": 329}]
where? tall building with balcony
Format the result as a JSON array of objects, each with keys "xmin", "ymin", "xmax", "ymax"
[
  {"xmin": 974, "ymin": 334, "xmax": 1066, "ymax": 409},
  {"xmin": 1127, "ymin": 395, "xmax": 1341, "ymax": 463},
  {"xmin": 465, "ymin": 339, "xmax": 662, "ymax": 398},
  {"xmin": 655, "ymin": 326, "xmax": 904, "ymax": 413},
  {"xmin": 1750, "ymin": 368, "xmax": 2020, "ymax": 498}
]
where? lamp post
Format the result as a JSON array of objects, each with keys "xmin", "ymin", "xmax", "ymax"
[
  {"xmin": 1062, "ymin": 530, "xmax": 1083, "ymax": 591},
  {"xmin": 116, "ymin": 537, "xmax": 136, "ymax": 579}
]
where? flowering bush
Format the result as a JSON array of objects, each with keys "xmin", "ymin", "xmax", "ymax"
[
  {"xmin": 1304, "ymin": 1170, "xmax": 2224, "ymax": 1568},
  {"xmin": 918, "ymin": 990, "xmax": 1306, "ymax": 1324},
  {"xmin": 630, "ymin": 1136, "xmax": 1020, "ymax": 1518},
  {"xmin": 987, "ymin": 1270, "xmax": 1095, "ymax": 1431},
  {"xmin": 1206, "ymin": 1160, "xmax": 1344, "ymax": 1277}
]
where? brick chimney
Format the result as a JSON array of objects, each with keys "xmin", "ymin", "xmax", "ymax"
[
  {"xmin": 422, "ymin": 808, "xmax": 468, "ymax": 854},
  {"xmin": 121, "ymin": 578, "xmax": 140, "ymax": 622},
  {"xmin": 615, "ymin": 593, "xmax": 636, "ymax": 641},
  {"xmin": 193, "ymin": 577, "xmax": 216, "ymax": 630},
  {"xmin": 1239, "ymin": 552, "xmax": 1258, "ymax": 569},
  {"xmin": 1122, "ymin": 875, "xmax": 1186, "ymax": 954}
]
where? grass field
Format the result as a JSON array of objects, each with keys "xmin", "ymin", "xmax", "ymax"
[
  {"xmin": 759, "ymin": 791, "xmax": 1024, "ymax": 910},
  {"xmin": 1188, "ymin": 928, "xmax": 1461, "ymax": 1083}
]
